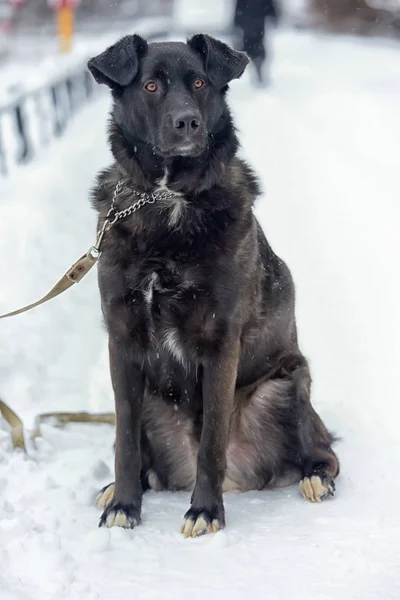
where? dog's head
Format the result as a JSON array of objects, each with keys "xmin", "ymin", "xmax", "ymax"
[{"xmin": 88, "ymin": 34, "xmax": 249, "ymax": 158}]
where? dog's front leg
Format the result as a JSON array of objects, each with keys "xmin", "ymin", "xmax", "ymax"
[
  {"xmin": 99, "ymin": 337, "xmax": 144, "ymax": 529},
  {"xmin": 181, "ymin": 335, "xmax": 240, "ymax": 538}
]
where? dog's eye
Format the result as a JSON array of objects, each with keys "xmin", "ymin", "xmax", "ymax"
[
  {"xmin": 193, "ymin": 79, "xmax": 205, "ymax": 89},
  {"xmin": 144, "ymin": 81, "xmax": 158, "ymax": 93}
]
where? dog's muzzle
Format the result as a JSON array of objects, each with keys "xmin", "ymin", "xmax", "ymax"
[{"xmin": 158, "ymin": 109, "xmax": 206, "ymax": 157}]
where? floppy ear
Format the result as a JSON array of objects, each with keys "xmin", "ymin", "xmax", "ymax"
[
  {"xmin": 87, "ymin": 35, "xmax": 148, "ymax": 89},
  {"xmin": 187, "ymin": 34, "xmax": 249, "ymax": 89}
]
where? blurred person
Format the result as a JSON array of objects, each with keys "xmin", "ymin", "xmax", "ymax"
[{"xmin": 233, "ymin": 0, "xmax": 280, "ymax": 86}]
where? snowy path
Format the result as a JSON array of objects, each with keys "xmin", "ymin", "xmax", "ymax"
[{"xmin": 1, "ymin": 31, "xmax": 400, "ymax": 600}]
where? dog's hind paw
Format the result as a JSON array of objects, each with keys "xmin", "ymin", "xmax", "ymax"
[
  {"xmin": 299, "ymin": 474, "xmax": 335, "ymax": 503},
  {"xmin": 99, "ymin": 502, "xmax": 141, "ymax": 529},
  {"xmin": 95, "ymin": 482, "xmax": 115, "ymax": 510},
  {"xmin": 180, "ymin": 508, "xmax": 224, "ymax": 538}
]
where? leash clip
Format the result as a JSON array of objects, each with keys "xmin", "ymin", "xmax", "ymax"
[
  {"xmin": 94, "ymin": 219, "xmax": 110, "ymax": 254},
  {"xmin": 106, "ymin": 205, "xmax": 117, "ymax": 222}
]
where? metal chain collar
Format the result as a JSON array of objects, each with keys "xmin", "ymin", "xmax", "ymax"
[
  {"xmin": 94, "ymin": 180, "xmax": 178, "ymax": 253},
  {"xmin": 0, "ymin": 180, "xmax": 179, "ymax": 320}
]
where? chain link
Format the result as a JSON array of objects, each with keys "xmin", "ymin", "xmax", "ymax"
[
  {"xmin": 105, "ymin": 180, "xmax": 156, "ymax": 229},
  {"xmin": 106, "ymin": 180, "xmax": 124, "ymax": 220},
  {"xmin": 95, "ymin": 180, "xmax": 179, "ymax": 252}
]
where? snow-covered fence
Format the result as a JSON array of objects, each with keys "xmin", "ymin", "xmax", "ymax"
[{"xmin": 0, "ymin": 65, "xmax": 97, "ymax": 176}]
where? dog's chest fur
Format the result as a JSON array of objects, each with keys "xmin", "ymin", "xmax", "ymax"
[
  {"xmin": 98, "ymin": 186, "xmax": 236, "ymax": 389},
  {"xmin": 132, "ymin": 258, "xmax": 205, "ymax": 367},
  {"xmin": 95, "ymin": 158, "xmax": 259, "ymax": 396}
]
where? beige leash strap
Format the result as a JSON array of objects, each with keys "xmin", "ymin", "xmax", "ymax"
[
  {"xmin": 0, "ymin": 246, "xmax": 100, "ymax": 320},
  {"xmin": 0, "ymin": 396, "xmax": 115, "ymax": 451},
  {"xmin": 0, "ymin": 398, "xmax": 26, "ymax": 450},
  {"xmin": 32, "ymin": 411, "xmax": 116, "ymax": 440}
]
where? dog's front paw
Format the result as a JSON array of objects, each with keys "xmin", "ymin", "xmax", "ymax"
[
  {"xmin": 299, "ymin": 474, "xmax": 335, "ymax": 503},
  {"xmin": 180, "ymin": 506, "xmax": 225, "ymax": 538},
  {"xmin": 99, "ymin": 502, "xmax": 141, "ymax": 529}
]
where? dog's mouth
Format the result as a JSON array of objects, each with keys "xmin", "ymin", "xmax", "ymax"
[{"xmin": 156, "ymin": 140, "xmax": 206, "ymax": 159}]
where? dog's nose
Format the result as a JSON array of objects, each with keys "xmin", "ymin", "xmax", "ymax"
[{"xmin": 173, "ymin": 111, "xmax": 200, "ymax": 136}]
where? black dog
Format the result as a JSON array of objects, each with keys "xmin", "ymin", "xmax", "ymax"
[{"xmin": 88, "ymin": 34, "xmax": 339, "ymax": 538}]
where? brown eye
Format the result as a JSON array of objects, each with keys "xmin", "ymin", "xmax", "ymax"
[
  {"xmin": 145, "ymin": 81, "xmax": 158, "ymax": 92},
  {"xmin": 194, "ymin": 79, "xmax": 204, "ymax": 89}
]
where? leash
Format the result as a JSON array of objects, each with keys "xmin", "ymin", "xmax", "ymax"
[
  {"xmin": 0, "ymin": 398, "xmax": 26, "ymax": 450},
  {"xmin": 0, "ymin": 180, "xmax": 172, "ymax": 320},
  {"xmin": 0, "ymin": 249, "xmax": 101, "ymax": 320},
  {"xmin": 0, "ymin": 397, "xmax": 116, "ymax": 452},
  {"xmin": 0, "ymin": 180, "xmax": 179, "ymax": 450}
]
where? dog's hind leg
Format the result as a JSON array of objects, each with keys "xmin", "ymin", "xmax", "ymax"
[{"xmin": 280, "ymin": 354, "xmax": 340, "ymax": 502}]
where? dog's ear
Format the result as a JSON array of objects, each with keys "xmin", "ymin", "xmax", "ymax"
[
  {"xmin": 87, "ymin": 35, "xmax": 147, "ymax": 89},
  {"xmin": 187, "ymin": 34, "xmax": 249, "ymax": 89}
]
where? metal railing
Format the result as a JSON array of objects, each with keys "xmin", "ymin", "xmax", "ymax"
[{"xmin": 0, "ymin": 66, "xmax": 98, "ymax": 177}]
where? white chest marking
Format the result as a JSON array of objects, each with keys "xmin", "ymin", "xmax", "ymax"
[
  {"xmin": 156, "ymin": 168, "xmax": 187, "ymax": 228},
  {"xmin": 144, "ymin": 272, "xmax": 158, "ymax": 307},
  {"xmin": 163, "ymin": 327, "xmax": 187, "ymax": 370},
  {"xmin": 157, "ymin": 169, "xmax": 170, "ymax": 189}
]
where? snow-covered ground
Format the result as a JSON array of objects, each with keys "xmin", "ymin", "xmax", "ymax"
[{"xmin": 1, "ymin": 29, "xmax": 400, "ymax": 600}]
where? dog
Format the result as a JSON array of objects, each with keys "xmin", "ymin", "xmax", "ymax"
[{"xmin": 88, "ymin": 33, "xmax": 339, "ymax": 538}]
